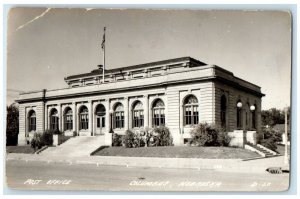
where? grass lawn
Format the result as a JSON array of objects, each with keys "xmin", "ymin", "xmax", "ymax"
[
  {"xmin": 93, "ymin": 146, "xmax": 260, "ymax": 159},
  {"xmin": 58, "ymin": 135, "xmax": 72, "ymax": 145},
  {"xmin": 6, "ymin": 146, "xmax": 35, "ymax": 154}
]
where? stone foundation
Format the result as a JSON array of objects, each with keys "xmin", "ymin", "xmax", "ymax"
[{"xmin": 228, "ymin": 130, "xmax": 257, "ymax": 148}]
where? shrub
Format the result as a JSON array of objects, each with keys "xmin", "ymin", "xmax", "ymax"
[
  {"xmin": 112, "ymin": 133, "xmax": 123, "ymax": 147},
  {"xmin": 257, "ymin": 131, "xmax": 264, "ymax": 143},
  {"xmin": 132, "ymin": 132, "xmax": 141, "ymax": 148},
  {"xmin": 52, "ymin": 129, "xmax": 63, "ymax": 135},
  {"xmin": 148, "ymin": 134, "xmax": 160, "ymax": 147},
  {"xmin": 73, "ymin": 131, "xmax": 78, "ymax": 137},
  {"xmin": 152, "ymin": 126, "xmax": 173, "ymax": 146},
  {"xmin": 6, "ymin": 103, "xmax": 19, "ymax": 146},
  {"xmin": 190, "ymin": 123, "xmax": 231, "ymax": 147},
  {"xmin": 258, "ymin": 127, "xmax": 282, "ymax": 151},
  {"xmin": 139, "ymin": 127, "xmax": 153, "ymax": 147},
  {"xmin": 41, "ymin": 130, "xmax": 54, "ymax": 146},
  {"xmin": 31, "ymin": 132, "xmax": 43, "ymax": 150},
  {"xmin": 30, "ymin": 130, "xmax": 54, "ymax": 150},
  {"xmin": 217, "ymin": 131, "xmax": 232, "ymax": 147},
  {"xmin": 260, "ymin": 139, "xmax": 278, "ymax": 151},
  {"xmin": 190, "ymin": 123, "xmax": 219, "ymax": 146},
  {"xmin": 124, "ymin": 127, "xmax": 173, "ymax": 148},
  {"xmin": 263, "ymin": 128, "xmax": 282, "ymax": 142},
  {"xmin": 132, "ymin": 127, "xmax": 151, "ymax": 147},
  {"xmin": 124, "ymin": 130, "xmax": 135, "ymax": 148}
]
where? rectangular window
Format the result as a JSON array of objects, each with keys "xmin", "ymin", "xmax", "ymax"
[
  {"xmin": 140, "ymin": 111, "xmax": 144, "ymax": 127},
  {"xmin": 185, "ymin": 107, "xmax": 191, "ymax": 125},
  {"xmin": 184, "ymin": 106, "xmax": 198, "ymax": 126},
  {"xmin": 101, "ymin": 117, "xmax": 105, "ymax": 128},
  {"xmin": 80, "ymin": 114, "xmax": 88, "ymax": 130},
  {"xmin": 64, "ymin": 115, "xmax": 73, "ymax": 131},
  {"xmin": 133, "ymin": 110, "xmax": 143, "ymax": 128},
  {"xmin": 160, "ymin": 115, "xmax": 165, "ymax": 126},
  {"xmin": 193, "ymin": 106, "xmax": 199, "ymax": 124},
  {"xmin": 29, "ymin": 117, "xmax": 36, "ymax": 131},
  {"xmin": 153, "ymin": 109, "xmax": 165, "ymax": 126},
  {"xmin": 121, "ymin": 112, "xmax": 124, "ymax": 128},
  {"xmin": 97, "ymin": 118, "xmax": 100, "ymax": 128},
  {"xmin": 51, "ymin": 116, "xmax": 59, "ymax": 131},
  {"xmin": 114, "ymin": 112, "xmax": 124, "ymax": 129},
  {"xmin": 133, "ymin": 111, "xmax": 138, "ymax": 127}
]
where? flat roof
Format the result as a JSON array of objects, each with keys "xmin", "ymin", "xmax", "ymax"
[{"xmin": 64, "ymin": 56, "xmax": 206, "ymax": 80}]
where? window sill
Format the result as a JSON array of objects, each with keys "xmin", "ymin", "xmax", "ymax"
[
  {"xmin": 183, "ymin": 125, "xmax": 197, "ymax": 128},
  {"xmin": 132, "ymin": 127, "xmax": 144, "ymax": 129},
  {"xmin": 113, "ymin": 128, "xmax": 125, "ymax": 130}
]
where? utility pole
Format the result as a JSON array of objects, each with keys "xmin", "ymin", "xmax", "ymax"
[{"xmin": 284, "ymin": 106, "xmax": 288, "ymax": 165}]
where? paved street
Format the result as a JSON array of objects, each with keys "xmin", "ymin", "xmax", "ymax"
[{"xmin": 6, "ymin": 159, "xmax": 289, "ymax": 192}]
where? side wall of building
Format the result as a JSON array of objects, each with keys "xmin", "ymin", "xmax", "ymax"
[
  {"xmin": 18, "ymin": 101, "xmax": 45, "ymax": 146},
  {"xmin": 214, "ymin": 81, "xmax": 262, "ymax": 133},
  {"xmin": 167, "ymin": 81, "xmax": 214, "ymax": 145}
]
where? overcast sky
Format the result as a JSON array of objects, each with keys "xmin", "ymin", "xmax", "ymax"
[{"xmin": 6, "ymin": 8, "xmax": 291, "ymax": 109}]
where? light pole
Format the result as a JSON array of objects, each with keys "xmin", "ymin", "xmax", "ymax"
[
  {"xmin": 284, "ymin": 106, "xmax": 288, "ymax": 165},
  {"xmin": 250, "ymin": 105, "xmax": 255, "ymax": 129},
  {"xmin": 237, "ymin": 102, "xmax": 243, "ymax": 108},
  {"xmin": 236, "ymin": 101, "xmax": 243, "ymax": 129},
  {"xmin": 109, "ymin": 110, "xmax": 114, "ymax": 134},
  {"xmin": 250, "ymin": 105, "xmax": 256, "ymax": 143}
]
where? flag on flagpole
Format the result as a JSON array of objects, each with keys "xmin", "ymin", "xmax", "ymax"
[{"xmin": 101, "ymin": 27, "xmax": 106, "ymax": 50}]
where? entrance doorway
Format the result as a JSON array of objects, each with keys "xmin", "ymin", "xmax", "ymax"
[{"xmin": 95, "ymin": 104, "xmax": 106, "ymax": 135}]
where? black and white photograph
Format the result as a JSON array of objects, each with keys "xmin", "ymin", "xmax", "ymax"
[{"xmin": 5, "ymin": 7, "xmax": 292, "ymax": 192}]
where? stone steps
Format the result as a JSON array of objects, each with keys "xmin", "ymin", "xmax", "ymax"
[
  {"xmin": 40, "ymin": 136, "xmax": 105, "ymax": 157},
  {"xmin": 246, "ymin": 143, "xmax": 277, "ymax": 157}
]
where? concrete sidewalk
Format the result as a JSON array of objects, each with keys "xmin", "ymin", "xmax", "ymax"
[{"xmin": 6, "ymin": 153, "xmax": 289, "ymax": 174}]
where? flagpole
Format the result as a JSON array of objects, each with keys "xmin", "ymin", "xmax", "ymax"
[{"xmin": 102, "ymin": 27, "xmax": 106, "ymax": 83}]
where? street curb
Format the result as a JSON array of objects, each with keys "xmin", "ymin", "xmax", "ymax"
[{"xmin": 6, "ymin": 153, "xmax": 286, "ymax": 174}]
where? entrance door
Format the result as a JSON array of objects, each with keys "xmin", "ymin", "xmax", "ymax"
[
  {"xmin": 95, "ymin": 104, "xmax": 106, "ymax": 135},
  {"xmin": 96, "ymin": 115, "xmax": 106, "ymax": 135}
]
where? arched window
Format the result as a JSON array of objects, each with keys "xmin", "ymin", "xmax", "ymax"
[
  {"xmin": 132, "ymin": 101, "xmax": 144, "ymax": 128},
  {"xmin": 95, "ymin": 104, "xmax": 106, "ymax": 128},
  {"xmin": 236, "ymin": 100, "xmax": 242, "ymax": 129},
  {"xmin": 28, "ymin": 110, "xmax": 36, "ymax": 132},
  {"xmin": 221, "ymin": 95, "xmax": 227, "ymax": 129},
  {"xmin": 64, "ymin": 107, "xmax": 73, "ymax": 131},
  {"xmin": 114, "ymin": 103, "xmax": 124, "ymax": 129},
  {"xmin": 50, "ymin": 108, "xmax": 59, "ymax": 131},
  {"xmin": 79, "ymin": 106, "xmax": 89, "ymax": 130},
  {"xmin": 184, "ymin": 95, "xmax": 199, "ymax": 125},
  {"xmin": 152, "ymin": 99, "xmax": 165, "ymax": 127}
]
